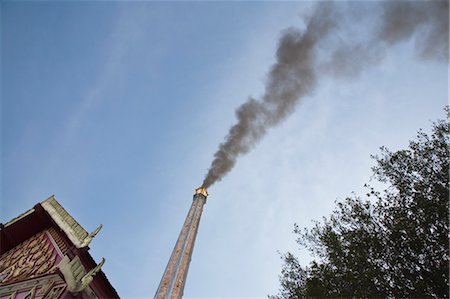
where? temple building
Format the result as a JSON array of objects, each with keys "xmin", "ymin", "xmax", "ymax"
[{"xmin": 0, "ymin": 196, "xmax": 119, "ymax": 299}]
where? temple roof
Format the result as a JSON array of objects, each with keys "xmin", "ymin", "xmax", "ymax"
[
  {"xmin": 40, "ymin": 196, "xmax": 90, "ymax": 248},
  {"xmin": 0, "ymin": 195, "xmax": 119, "ymax": 298},
  {"xmin": 3, "ymin": 196, "xmax": 90, "ymax": 249}
]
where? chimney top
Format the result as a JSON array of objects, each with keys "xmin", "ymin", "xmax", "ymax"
[{"xmin": 195, "ymin": 187, "xmax": 208, "ymax": 197}]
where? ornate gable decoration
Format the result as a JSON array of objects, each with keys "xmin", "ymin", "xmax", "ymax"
[{"xmin": 0, "ymin": 232, "xmax": 57, "ymax": 285}]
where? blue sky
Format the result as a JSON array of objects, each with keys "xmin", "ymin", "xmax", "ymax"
[{"xmin": 1, "ymin": 1, "xmax": 447, "ymax": 298}]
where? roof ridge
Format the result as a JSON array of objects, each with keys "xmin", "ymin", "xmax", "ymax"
[{"xmin": 41, "ymin": 196, "xmax": 89, "ymax": 248}]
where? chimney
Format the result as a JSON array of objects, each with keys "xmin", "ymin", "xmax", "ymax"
[{"xmin": 154, "ymin": 187, "xmax": 208, "ymax": 299}]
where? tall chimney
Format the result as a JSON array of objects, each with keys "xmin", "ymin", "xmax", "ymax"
[{"xmin": 154, "ymin": 187, "xmax": 208, "ymax": 299}]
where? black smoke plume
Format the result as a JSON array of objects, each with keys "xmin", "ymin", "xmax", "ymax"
[{"xmin": 202, "ymin": 1, "xmax": 448, "ymax": 188}]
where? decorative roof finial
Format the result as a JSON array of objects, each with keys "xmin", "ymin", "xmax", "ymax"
[
  {"xmin": 80, "ymin": 258, "xmax": 106, "ymax": 289},
  {"xmin": 81, "ymin": 224, "xmax": 103, "ymax": 247}
]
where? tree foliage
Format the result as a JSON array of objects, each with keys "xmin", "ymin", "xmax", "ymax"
[{"xmin": 270, "ymin": 108, "xmax": 449, "ymax": 298}]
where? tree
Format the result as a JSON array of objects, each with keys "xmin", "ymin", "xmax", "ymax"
[{"xmin": 270, "ymin": 108, "xmax": 449, "ymax": 298}]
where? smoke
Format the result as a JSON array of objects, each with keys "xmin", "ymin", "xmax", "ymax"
[
  {"xmin": 202, "ymin": 1, "xmax": 448, "ymax": 188},
  {"xmin": 379, "ymin": 1, "xmax": 449, "ymax": 61}
]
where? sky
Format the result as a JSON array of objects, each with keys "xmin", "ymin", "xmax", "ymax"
[{"xmin": 1, "ymin": 1, "xmax": 448, "ymax": 298}]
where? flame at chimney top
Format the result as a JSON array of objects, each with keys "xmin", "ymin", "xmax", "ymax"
[{"xmin": 195, "ymin": 187, "xmax": 208, "ymax": 197}]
